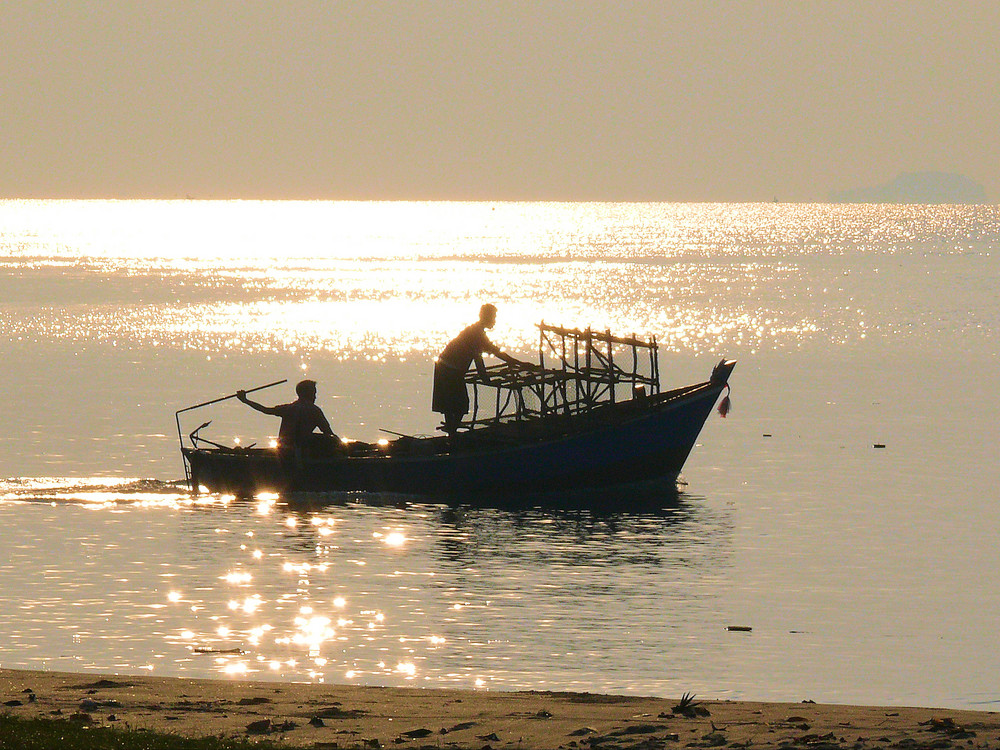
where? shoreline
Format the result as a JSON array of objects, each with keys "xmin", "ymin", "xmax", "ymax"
[{"xmin": 2, "ymin": 668, "xmax": 997, "ymax": 748}]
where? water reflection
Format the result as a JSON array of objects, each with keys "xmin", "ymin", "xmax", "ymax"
[
  {"xmin": 12, "ymin": 201, "xmax": 985, "ymax": 365},
  {"xmin": 0, "ymin": 478, "xmax": 732, "ymax": 693},
  {"xmin": 0, "ymin": 477, "xmax": 198, "ymax": 508},
  {"xmin": 158, "ymin": 487, "xmax": 733, "ymax": 688}
]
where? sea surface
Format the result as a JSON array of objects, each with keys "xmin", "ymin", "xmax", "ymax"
[{"xmin": 1, "ymin": 200, "xmax": 998, "ymax": 709}]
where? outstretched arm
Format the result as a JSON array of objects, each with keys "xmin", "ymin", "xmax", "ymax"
[
  {"xmin": 236, "ymin": 391, "xmax": 281, "ymax": 416},
  {"xmin": 483, "ymin": 335, "xmax": 537, "ymax": 371},
  {"xmin": 497, "ymin": 351, "xmax": 538, "ymax": 370}
]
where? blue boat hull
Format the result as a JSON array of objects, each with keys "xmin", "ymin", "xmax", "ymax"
[{"xmin": 183, "ymin": 362, "xmax": 733, "ymax": 499}]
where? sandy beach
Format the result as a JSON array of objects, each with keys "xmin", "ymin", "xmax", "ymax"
[{"xmin": 1, "ymin": 668, "xmax": 996, "ymax": 749}]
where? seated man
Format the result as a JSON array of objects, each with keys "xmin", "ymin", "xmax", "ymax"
[
  {"xmin": 237, "ymin": 379, "xmax": 339, "ymax": 459},
  {"xmin": 432, "ymin": 304, "xmax": 529, "ymax": 437}
]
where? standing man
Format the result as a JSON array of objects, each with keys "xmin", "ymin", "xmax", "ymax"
[
  {"xmin": 237, "ymin": 379, "xmax": 339, "ymax": 460},
  {"xmin": 432, "ymin": 304, "xmax": 528, "ymax": 437}
]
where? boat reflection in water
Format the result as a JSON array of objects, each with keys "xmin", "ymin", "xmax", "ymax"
[{"xmin": 286, "ymin": 472, "xmax": 686, "ymax": 513}]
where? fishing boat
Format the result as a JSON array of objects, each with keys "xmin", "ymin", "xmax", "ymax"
[{"xmin": 177, "ymin": 323, "xmax": 734, "ymax": 500}]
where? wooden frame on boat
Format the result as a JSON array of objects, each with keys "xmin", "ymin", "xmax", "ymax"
[{"xmin": 466, "ymin": 323, "xmax": 661, "ymax": 428}]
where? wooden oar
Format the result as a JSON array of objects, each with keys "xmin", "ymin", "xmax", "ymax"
[{"xmin": 175, "ymin": 378, "xmax": 288, "ymax": 415}]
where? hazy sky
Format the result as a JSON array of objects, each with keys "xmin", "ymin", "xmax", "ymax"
[{"xmin": 3, "ymin": 2, "xmax": 998, "ymax": 201}]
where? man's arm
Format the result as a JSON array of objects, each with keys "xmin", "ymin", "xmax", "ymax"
[
  {"xmin": 482, "ymin": 333, "xmax": 535, "ymax": 372},
  {"xmin": 478, "ymin": 352, "xmax": 538, "ymax": 385},
  {"xmin": 236, "ymin": 391, "xmax": 282, "ymax": 416},
  {"xmin": 497, "ymin": 351, "xmax": 538, "ymax": 370},
  {"xmin": 315, "ymin": 408, "xmax": 339, "ymax": 441}
]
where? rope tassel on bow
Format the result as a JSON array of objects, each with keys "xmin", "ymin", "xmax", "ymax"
[{"xmin": 717, "ymin": 383, "xmax": 731, "ymax": 418}]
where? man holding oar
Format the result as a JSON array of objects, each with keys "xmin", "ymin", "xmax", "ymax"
[{"xmin": 237, "ymin": 379, "xmax": 340, "ymax": 459}]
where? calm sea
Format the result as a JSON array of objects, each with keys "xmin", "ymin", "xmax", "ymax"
[{"xmin": 1, "ymin": 200, "xmax": 998, "ymax": 709}]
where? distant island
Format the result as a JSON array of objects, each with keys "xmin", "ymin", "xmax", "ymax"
[{"xmin": 829, "ymin": 171, "xmax": 989, "ymax": 204}]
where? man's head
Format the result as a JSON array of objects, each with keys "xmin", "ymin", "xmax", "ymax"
[
  {"xmin": 479, "ymin": 303, "xmax": 497, "ymax": 329},
  {"xmin": 296, "ymin": 379, "xmax": 318, "ymax": 402}
]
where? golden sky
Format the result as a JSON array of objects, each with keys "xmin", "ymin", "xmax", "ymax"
[{"xmin": 2, "ymin": 1, "xmax": 997, "ymax": 201}]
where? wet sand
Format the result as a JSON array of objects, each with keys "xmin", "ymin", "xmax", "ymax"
[{"xmin": 1, "ymin": 668, "xmax": 997, "ymax": 749}]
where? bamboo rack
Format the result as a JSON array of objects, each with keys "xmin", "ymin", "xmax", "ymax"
[{"xmin": 464, "ymin": 322, "xmax": 660, "ymax": 428}]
